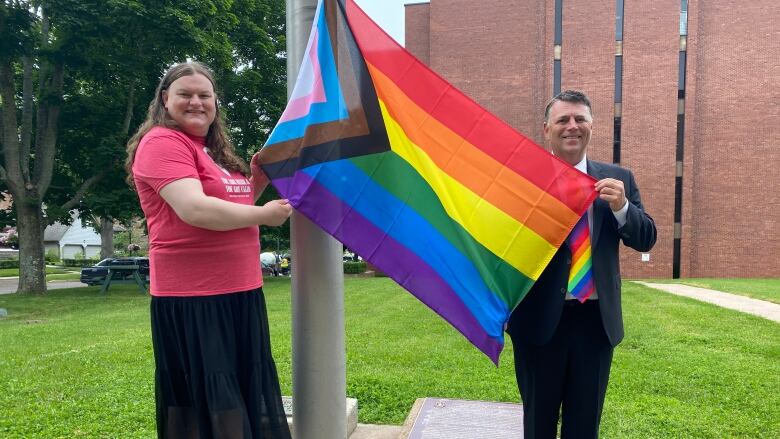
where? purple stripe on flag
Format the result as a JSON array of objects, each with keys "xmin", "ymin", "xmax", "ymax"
[{"xmin": 275, "ymin": 173, "xmax": 503, "ymax": 363}]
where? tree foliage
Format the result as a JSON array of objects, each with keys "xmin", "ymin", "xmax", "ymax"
[{"xmin": 0, "ymin": 0, "xmax": 286, "ymax": 293}]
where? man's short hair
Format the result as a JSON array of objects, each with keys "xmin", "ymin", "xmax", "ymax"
[{"xmin": 544, "ymin": 90, "xmax": 593, "ymax": 121}]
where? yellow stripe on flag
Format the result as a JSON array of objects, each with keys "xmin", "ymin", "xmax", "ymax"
[{"xmin": 379, "ymin": 100, "xmax": 556, "ymax": 280}]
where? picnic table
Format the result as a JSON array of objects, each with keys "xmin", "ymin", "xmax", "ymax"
[{"xmin": 99, "ymin": 264, "xmax": 147, "ymax": 294}]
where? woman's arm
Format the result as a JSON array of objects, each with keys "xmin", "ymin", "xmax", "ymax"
[{"xmin": 160, "ymin": 178, "xmax": 291, "ymax": 231}]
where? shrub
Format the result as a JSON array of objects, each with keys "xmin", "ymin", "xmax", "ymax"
[
  {"xmin": 343, "ymin": 261, "xmax": 367, "ymax": 274},
  {"xmin": 0, "ymin": 259, "xmax": 19, "ymax": 269},
  {"xmin": 5, "ymin": 233, "xmax": 18, "ymax": 249},
  {"xmin": 45, "ymin": 248, "xmax": 60, "ymax": 263},
  {"xmin": 61, "ymin": 258, "xmax": 99, "ymax": 268}
]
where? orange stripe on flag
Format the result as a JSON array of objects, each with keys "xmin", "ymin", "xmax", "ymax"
[{"xmin": 367, "ymin": 62, "xmax": 580, "ymax": 246}]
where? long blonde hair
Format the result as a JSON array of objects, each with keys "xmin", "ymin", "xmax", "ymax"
[{"xmin": 125, "ymin": 61, "xmax": 248, "ymax": 186}]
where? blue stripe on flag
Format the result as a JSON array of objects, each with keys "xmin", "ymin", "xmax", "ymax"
[{"xmin": 302, "ymin": 158, "xmax": 509, "ymax": 340}]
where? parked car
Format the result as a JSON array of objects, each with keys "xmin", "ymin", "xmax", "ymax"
[{"xmin": 80, "ymin": 257, "xmax": 150, "ymax": 286}]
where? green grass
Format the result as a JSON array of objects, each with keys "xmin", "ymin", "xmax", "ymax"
[
  {"xmin": 0, "ymin": 267, "xmax": 76, "ymax": 278},
  {"xmin": 0, "ymin": 278, "xmax": 778, "ymax": 438},
  {"xmin": 605, "ymin": 282, "xmax": 779, "ymax": 438},
  {"xmin": 648, "ymin": 278, "xmax": 780, "ymax": 304},
  {"xmin": 0, "ymin": 266, "xmax": 81, "ymax": 282},
  {"xmin": 45, "ymin": 273, "xmax": 82, "ymax": 281}
]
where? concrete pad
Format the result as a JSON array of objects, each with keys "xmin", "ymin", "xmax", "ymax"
[
  {"xmin": 284, "ymin": 396, "xmax": 358, "ymax": 438},
  {"xmin": 349, "ymin": 423, "xmax": 403, "ymax": 439},
  {"xmin": 635, "ymin": 281, "xmax": 780, "ymax": 323},
  {"xmin": 400, "ymin": 398, "xmax": 523, "ymax": 438}
]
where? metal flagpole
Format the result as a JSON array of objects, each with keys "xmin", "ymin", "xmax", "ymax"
[{"xmin": 286, "ymin": 1, "xmax": 347, "ymax": 438}]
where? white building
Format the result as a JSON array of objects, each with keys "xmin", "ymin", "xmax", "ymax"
[{"xmin": 43, "ymin": 214, "xmax": 101, "ymax": 259}]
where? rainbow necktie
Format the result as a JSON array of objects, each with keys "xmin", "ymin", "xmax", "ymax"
[{"xmin": 567, "ymin": 212, "xmax": 595, "ymax": 302}]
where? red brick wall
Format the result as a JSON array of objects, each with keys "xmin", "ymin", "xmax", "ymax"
[
  {"xmin": 560, "ymin": 0, "xmax": 615, "ymax": 165},
  {"xmin": 405, "ymin": 0, "xmax": 780, "ymax": 278},
  {"xmin": 426, "ymin": 0, "xmax": 552, "ymax": 144},
  {"xmin": 404, "ymin": 3, "xmax": 430, "ymax": 64},
  {"xmin": 680, "ymin": 3, "xmax": 698, "ymax": 278},
  {"xmin": 686, "ymin": 0, "xmax": 780, "ymax": 277},
  {"xmin": 620, "ymin": 0, "xmax": 680, "ymax": 278}
]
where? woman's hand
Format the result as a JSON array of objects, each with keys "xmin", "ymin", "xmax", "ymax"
[{"xmin": 262, "ymin": 199, "xmax": 293, "ymax": 226}]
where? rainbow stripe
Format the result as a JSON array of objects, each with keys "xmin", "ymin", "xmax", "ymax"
[
  {"xmin": 567, "ymin": 213, "xmax": 595, "ymax": 302},
  {"xmin": 259, "ymin": 0, "xmax": 597, "ymax": 363}
]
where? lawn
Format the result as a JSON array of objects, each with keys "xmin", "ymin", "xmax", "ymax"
[
  {"xmin": 0, "ymin": 266, "xmax": 82, "ymax": 282},
  {"xmin": 648, "ymin": 278, "xmax": 780, "ymax": 304},
  {"xmin": 0, "ymin": 278, "xmax": 777, "ymax": 438},
  {"xmin": 44, "ymin": 273, "xmax": 82, "ymax": 281},
  {"xmin": 0, "ymin": 267, "xmax": 77, "ymax": 278}
]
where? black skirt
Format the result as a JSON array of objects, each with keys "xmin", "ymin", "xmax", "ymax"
[{"xmin": 150, "ymin": 288, "xmax": 291, "ymax": 439}]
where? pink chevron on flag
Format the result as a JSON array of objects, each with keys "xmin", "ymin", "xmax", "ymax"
[{"xmin": 279, "ymin": 28, "xmax": 326, "ymax": 123}]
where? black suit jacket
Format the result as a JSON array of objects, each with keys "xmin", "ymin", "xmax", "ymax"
[{"xmin": 507, "ymin": 160, "xmax": 657, "ymax": 347}]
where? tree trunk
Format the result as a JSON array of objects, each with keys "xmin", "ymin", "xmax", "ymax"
[
  {"xmin": 100, "ymin": 216, "xmax": 114, "ymax": 259},
  {"xmin": 16, "ymin": 202, "xmax": 47, "ymax": 294}
]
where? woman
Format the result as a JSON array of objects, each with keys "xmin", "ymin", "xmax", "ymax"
[{"xmin": 126, "ymin": 61, "xmax": 293, "ymax": 438}]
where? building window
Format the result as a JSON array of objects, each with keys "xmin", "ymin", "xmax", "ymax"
[{"xmin": 553, "ymin": 0, "xmax": 563, "ymax": 95}]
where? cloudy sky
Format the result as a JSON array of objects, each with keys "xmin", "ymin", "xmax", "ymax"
[{"xmin": 353, "ymin": 0, "xmax": 428, "ymax": 45}]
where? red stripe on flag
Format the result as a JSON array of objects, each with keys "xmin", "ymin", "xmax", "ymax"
[{"xmin": 345, "ymin": 0, "xmax": 596, "ymax": 214}]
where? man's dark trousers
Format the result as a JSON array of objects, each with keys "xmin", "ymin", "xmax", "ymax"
[{"xmin": 511, "ymin": 299, "xmax": 613, "ymax": 438}]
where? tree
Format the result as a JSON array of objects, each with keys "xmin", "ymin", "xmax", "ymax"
[
  {"xmin": 218, "ymin": 0, "xmax": 288, "ymax": 254},
  {"xmin": 48, "ymin": 0, "xmax": 235, "ymax": 262},
  {"xmin": 0, "ymin": 0, "xmax": 220, "ymax": 293},
  {"xmin": 1, "ymin": 1, "xmax": 70, "ymax": 293},
  {"xmin": 0, "ymin": 0, "xmax": 287, "ymax": 293},
  {"xmin": 54, "ymin": 0, "xmax": 288, "ymax": 260},
  {"xmin": 54, "ymin": 87, "xmax": 142, "ymax": 258}
]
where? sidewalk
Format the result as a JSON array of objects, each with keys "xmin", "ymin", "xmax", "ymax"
[
  {"xmin": 635, "ymin": 281, "xmax": 780, "ymax": 323},
  {"xmin": 349, "ymin": 424, "xmax": 402, "ymax": 439},
  {"xmin": 0, "ymin": 278, "xmax": 86, "ymax": 295}
]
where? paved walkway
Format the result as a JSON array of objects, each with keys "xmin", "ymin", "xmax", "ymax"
[
  {"xmin": 349, "ymin": 424, "xmax": 402, "ymax": 439},
  {"xmin": 0, "ymin": 278, "xmax": 86, "ymax": 294},
  {"xmin": 635, "ymin": 281, "xmax": 780, "ymax": 323}
]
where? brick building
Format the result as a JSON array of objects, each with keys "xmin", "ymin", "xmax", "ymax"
[{"xmin": 405, "ymin": 0, "xmax": 779, "ymax": 278}]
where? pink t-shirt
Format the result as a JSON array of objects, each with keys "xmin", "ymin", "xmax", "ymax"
[{"xmin": 132, "ymin": 126, "xmax": 262, "ymax": 296}]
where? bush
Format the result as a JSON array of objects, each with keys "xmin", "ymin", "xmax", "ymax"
[
  {"xmin": 61, "ymin": 258, "xmax": 99, "ymax": 268},
  {"xmin": 5, "ymin": 233, "xmax": 18, "ymax": 249},
  {"xmin": 0, "ymin": 259, "xmax": 19, "ymax": 269},
  {"xmin": 343, "ymin": 261, "xmax": 367, "ymax": 274},
  {"xmin": 45, "ymin": 249, "xmax": 60, "ymax": 264}
]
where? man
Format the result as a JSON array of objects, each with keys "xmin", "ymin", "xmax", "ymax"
[{"xmin": 507, "ymin": 90, "xmax": 657, "ymax": 438}]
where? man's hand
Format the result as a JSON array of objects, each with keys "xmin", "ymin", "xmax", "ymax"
[{"xmin": 595, "ymin": 178, "xmax": 627, "ymax": 212}]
